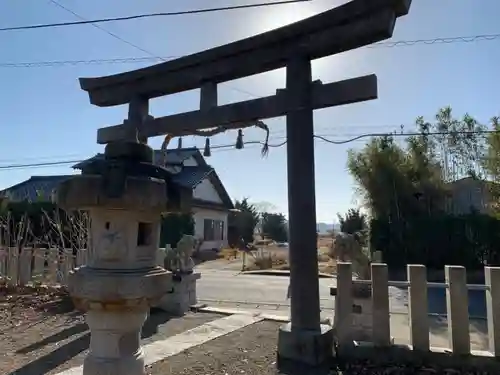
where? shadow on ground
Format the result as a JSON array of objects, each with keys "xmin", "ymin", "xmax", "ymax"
[
  {"xmin": 9, "ymin": 309, "xmax": 172, "ymax": 375},
  {"xmin": 16, "ymin": 321, "xmax": 88, "ymax": 355},
  {"xmin": 0, "ymin": 288, "xmax": 79, "ymax": 341},
  {"xmin": 277, "ymin": 357, "xmax": 336, "ymax": 375},
  {"xmin": 428, "ymin": 315, "xmax": 488, "ymax": 350},
  {"xmin": 278, "ymin": 354, "xmax": 498, "ymax": 375}
]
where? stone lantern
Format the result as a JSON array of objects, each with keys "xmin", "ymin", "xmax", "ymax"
[{"xmin": 57, "ymin": 141, "xmax": 173, "ymax": 375}]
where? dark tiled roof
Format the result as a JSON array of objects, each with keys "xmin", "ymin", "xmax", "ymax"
[
  {"xmin": 72, "ymin": 147, "xmax": 200, "ymax": 170},
  {"xmin": 1, "ymin": 148, "xmax": 227, "ymax": 206},
  {"xmin": 155, "ymin": 148, "xmax": 199, "ymax": 165},
  {"xmin": 171, "ymin": 166, "xmax": 214, "ymax": 188},
  {"xmin": 0, "ymin": 175, "xmax": 72, "ymax": 202},
  {"xmin": 1, "ymin": 165, "xmax": 214, "ymax": 202}
]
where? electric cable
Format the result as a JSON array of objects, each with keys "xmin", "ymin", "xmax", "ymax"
[
  {"xmin": 2, "ymin": 32, "xmax": 498, "ymax": 69},
  {"xmin": 0, "ymin": 0, "xmax": 311, "ymax": 32},
  {"xmin": 0, "ymin": 129, "xmax": 496, "ymax": 171},
  {"xmin": 47, "ymin": 0, "xmax": 259, "ymax": 98}
]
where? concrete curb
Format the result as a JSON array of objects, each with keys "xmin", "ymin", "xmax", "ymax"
[
  {"xmin": 241, "ymin": 269, "xmax": 335, "ymax": 278},
  {"xmin": 193, "ymin": 305, "xmax": 332, "ymax": 325}
]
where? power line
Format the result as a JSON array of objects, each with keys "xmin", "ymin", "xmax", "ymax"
[
  {"xmin": 0, "ymin": 0, "xmax": 311, "ymax": 32},
  {"xmin": 48, "ymin": 0, "xmax": 160, "ymax": 58},
  {"xmin": 366, "ymin": 33, "xmax": 500, "ymax": 48},
  {"xmin": 47, "ymin": 0, "xmax": 258, "ymax": 98},
  {"xmin": 1, "ymin": 129, "xmax": 497, "ymax": 171},
  {"xmin": 2, "ymin": 32, "xmax": 498, "ymax": 69},
  {"xmin": 0, "ymin": 126, "xmax": 395, "ymax": 163}
]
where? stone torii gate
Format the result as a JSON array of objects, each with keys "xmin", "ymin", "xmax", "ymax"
[{"xmin": 77, "ymin": 0, "xmax": 412, "ymax": 368}]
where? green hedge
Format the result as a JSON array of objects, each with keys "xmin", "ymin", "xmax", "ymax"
[
  {"xmin": 159, "ymin": 213, "xmax": 195, "ymax": 247},
  {"xmin": 370, "ymin": 213, "xmax": 500, "ymax": 270}
]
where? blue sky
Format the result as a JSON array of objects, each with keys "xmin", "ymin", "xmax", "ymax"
[{"xmin": 0, "ymin": 0, "xmax": 499, "ymax": 222}]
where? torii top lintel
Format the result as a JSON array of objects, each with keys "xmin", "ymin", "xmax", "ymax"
[{"xmin": 79, "ymin": 0, "xmax": 411, "ymax": 107}]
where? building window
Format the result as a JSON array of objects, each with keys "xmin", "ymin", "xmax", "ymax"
[{"xmin": 203, "ymin": 219, "xmax": 224, "ymax": 241}]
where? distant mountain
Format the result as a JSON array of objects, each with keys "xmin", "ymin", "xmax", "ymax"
[{"xmin": 316, "ymin": 222, "xmax": 340, "ymax": 234}]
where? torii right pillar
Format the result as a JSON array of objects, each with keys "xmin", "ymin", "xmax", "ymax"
[{"xmin": 277, "ymin": 55, "xmax": 333, "ymax": 366}]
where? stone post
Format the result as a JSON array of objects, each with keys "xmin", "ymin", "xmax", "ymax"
[
  {"xmin": 334, "ymin": 262, "xmax": 353, "ymax": 346},
  {"xmin": 371, "ymin": 263, "xmax": 391, "ymax": 347},
  {"xmin": 445, "ymin": 265, "xmax": 470, "ymax": 355},
  {"xmin": 485, "ymin": 266, "xmax": 500, "ymax": 357},
  {"xmin": 57, "ymin": 142, "xmax": 172, "ymax": 375},
  {"xmin": 407, "ymin": 264, "xmax": 429, "ymax": 351}
]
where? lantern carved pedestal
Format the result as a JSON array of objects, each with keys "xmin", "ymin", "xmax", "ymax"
[{"xmin": 57, "ymin": 142, "xmax": 173, "ymax": 375}]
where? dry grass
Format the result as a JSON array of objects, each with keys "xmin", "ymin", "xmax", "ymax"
[
  {"xmin": 191, "ymin": 248, "xmax": 240, "ymax": 266},
  {"xmin": 245, "ymin": 250, "xmax": 289, "ymax": 271},
  {"xmin": 244, "ymin": 243, "xmax": 337, "ymax": 275},
  {"xmin": 318, "ymin": 260, "xmax": 337, "ymax": 274},
  {"xmin": 317, "ymin": 235, "xmax": 334, "ymax": 249},
  {"xmin": 218, "ymin": 248, "xmax": 240, "ymax": 260},
  {"xmin": 317, "ymin": 246, "xmax": 331, "ymax": 263},
  {"xmin": 318, "ymin": 246, "xmax": 336, "ymax": 274},
  {"xmin": 194, "ymin": 236, "xmax": 338, "ymax": 274}
]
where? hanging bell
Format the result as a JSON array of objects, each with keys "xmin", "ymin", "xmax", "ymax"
[
  {"xmin": 203, "ymin": 138, "xmax": 211, "ymax": 157},
  {"xmin": 177, "ymin": 137, "xmax": 183, "ymax": 149},
  {"xmin": 235, "ymin": 129, "xmax": 244, "ymax": 149}
]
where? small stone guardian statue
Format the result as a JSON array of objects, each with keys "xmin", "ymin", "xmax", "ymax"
[
  {"xmin": 163, "ymin": 244, "xmax": 176, "ymax": 272},
  {"xmin": 163, "ymin": 235, "xmax": 196, "ymax": 274},
  {"xmin": 176, "ymin": 235, "xmax": 196, "ymax": 274}
]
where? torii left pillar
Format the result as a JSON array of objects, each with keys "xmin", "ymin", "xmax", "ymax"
[{"xmin": 277, "ymin": 55, "xmax": 333, "ymax": 366}]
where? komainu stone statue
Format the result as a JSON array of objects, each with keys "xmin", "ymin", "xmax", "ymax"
[
  {"xmin": 176, "ymin": 235, "xmax": 196, "ymax": 274},
  {"xmin": 164, "ymin": 235, "xmax": 196, "ymax": 274},
  {"xmin": 164, "ymin": 244, "xmax": 176, "ymax": 272}
]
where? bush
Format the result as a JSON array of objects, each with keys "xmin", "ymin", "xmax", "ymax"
[
  {"xmin": 159, "ymin": 213, "xmax": 195, "ymax": 247},
  {"xmin": 246, "ymin": 251, "xmax": 288, "ymax": 270},
  {"xmin": 370, "ymin": 213, "xmax": 500, "ymax": 270}
]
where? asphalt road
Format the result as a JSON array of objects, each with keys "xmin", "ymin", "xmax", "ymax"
[
  {"xmin": 196, "ymin": 267, "xmax": 487, "ymax": 318},
  {"xmin": 196, "ymin": 268, "xmax": 413, "ymax": 319},
  {"xmin": 196, "ymin": 268, "xmax": 334, "ymax": 308}
]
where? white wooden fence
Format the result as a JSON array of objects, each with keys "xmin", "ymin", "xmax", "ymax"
[
  {"xmin": 336, "ymin": 262, "xmax": 500, "ymax": 358},
  {"xmin": 0, "ymin": 247, "xmax": 168, "ymax": 286},
  {"xmin": 0, "ymin": 247, "xmax": 88, "ymax": 286}
]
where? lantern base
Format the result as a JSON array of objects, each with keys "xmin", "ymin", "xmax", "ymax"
[{"xmin": 83, "ymin": 310, "xmax": 147, "ymax": 375}]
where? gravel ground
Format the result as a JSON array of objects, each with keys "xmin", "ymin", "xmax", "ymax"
[
  {"xmin": 0, "ymin": 286, "xmax": 83, "ymax": 375},
  {"xmin": 0, "ymin": 286, "xmax": 222, "ymax": 375},
  {"xmin": 146, "ymin": 320, "xmax": 497, "ymax": 375},
  {"xmin": 146, "ymin": 320, "xmax": 281, "ymax": 375}
]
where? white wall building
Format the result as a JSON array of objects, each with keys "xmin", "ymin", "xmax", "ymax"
[{"xmin": 173, "ymin": 148, "xmax": 232, "ymax": 250}]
